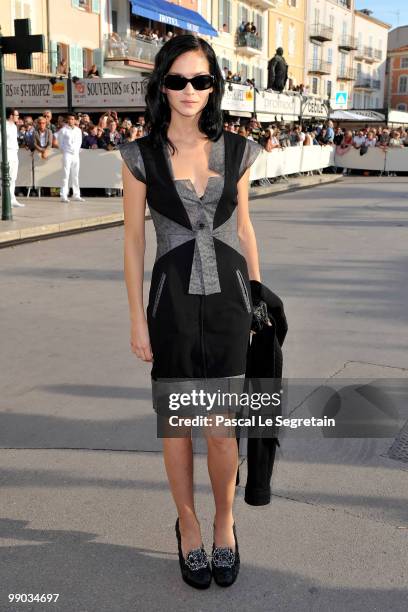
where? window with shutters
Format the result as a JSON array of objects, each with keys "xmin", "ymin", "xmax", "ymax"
[
  {"xmin": 326, "ymin": 80, "xmax": 332, "ymax": 97},
  {"xmin": 15, "ymin": 0, "xmax": 32, "ymax": 18},
  {"xmin": 83, "ymin": 48, "xmax": 93, "ymax": 75},
  {"xmin": 73, "ymin": 0, "xmax": 100, "ymax": 12},
  {"xmin": 254, "ymin": 12, "xmax": 263, "ymax": 38},
  {"xmin": 77, "ymin": 0, "xmax": 91, "ymax": 9},
  {"xmin": 69, "ymin": 44, "xmax": 84, "ymax": 78},
  {"xmin": 398, "ymin": 75, "xmax": 408, "ymax": 93},
  {"xmin": 55, "ymin": 43, "xmax": 68, "ymax": 74},
  {"xmin": 288, "ymin": 24, "xmax": 295, "ymax": 56},
  {"xmin": 327, "ymin": 48, "xmax": 333, "ymax": 64},
  {"xmin": 239, "ymin": 5, "xmax": 249, "ymax": 24},
  {"xmin": 237, "ymin": 62, "xmax": 248, "ymax": 81},
  {"xmin": 357, "ymin": 32, "xmax": 362, "ymax": 52},
  {"xmin": 312, "ymin": 77, "xmax": 319, "ymax": 94},
  {"xmin": 275, "ymin": 19, "xmax": 283, "ymax": 48},
  {"xmin": 253, "ymin": 66, "xmax": 263, "ymax": 88},
  {"xmin": 219, "ymin": 0, "xmax": 231, "ymax": 33},
  {"xmin": 401, "ymin": 57, "xmax": 408, "ymax": 68},
  {"xmin": 93, "ymin": 48, "xmax": 103, "ymax": 77}
]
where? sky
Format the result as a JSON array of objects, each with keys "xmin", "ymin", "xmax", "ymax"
[{"xmin": 356, "ymin": 0, "xmax": 408, "ymax": 29}]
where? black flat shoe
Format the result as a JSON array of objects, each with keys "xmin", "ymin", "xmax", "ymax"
[
  {"xmin": 175, "ymin": 517, "xmax": 212, "ymax": 589},
  {"xmin": 211, "ymin": 521, "xmax": 240, "ymax": 587}
]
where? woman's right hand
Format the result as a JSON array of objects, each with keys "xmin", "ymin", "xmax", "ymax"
[{"xmin": 130, "ymin": 319, "xmax": 153, "ymax": 362}]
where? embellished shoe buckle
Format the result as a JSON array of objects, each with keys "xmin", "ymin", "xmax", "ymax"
[
  {"xmin": 212, "ymin": 546, "xmax": 236, "ymax": 568},
  {"xmin": 185, "ymin": 547, "xmax": 209, "ymax": 571}
]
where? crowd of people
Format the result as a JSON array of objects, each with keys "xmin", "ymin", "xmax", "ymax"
[
  {"xmin": 15, "ymin": 109, "xmax": 147, "ymax": 152},
  {"xmin": 2, "ymin": 107, "xmax": 408, "ymax": 205},
  {"xmin": 2, "ymin": 108, "xmax": 149, "ymax": 205},
  {"xmin": 334, "ymin": 126, "xmax": 408, "ymax": 176},
  {"xmin": 223, "ymin": 118, "xmax": 408, "ymax": 182}
]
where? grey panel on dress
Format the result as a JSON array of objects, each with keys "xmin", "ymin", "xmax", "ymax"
[
  {"xmin": 238, "ymin": 138, "xmax": 264, "ymax": 180},
  {"xmin": 118, "ymin": 140, "xmax": 146, "ymax": 183}
]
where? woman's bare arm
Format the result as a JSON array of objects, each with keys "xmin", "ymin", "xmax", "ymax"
[
  {"xmin": 122, "ymin": 161, "xmax": 153, "ymax": 362},
  {"xmin": 236, "ymin": 167, "xmax": 261, "ymax": 282}
]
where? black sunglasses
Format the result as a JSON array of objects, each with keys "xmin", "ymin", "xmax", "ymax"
[{"xmin": 163, "ymin": 74, "xmax": 214, "ymax": 91}]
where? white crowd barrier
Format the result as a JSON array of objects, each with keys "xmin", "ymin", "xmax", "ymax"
[
  {"xmin": 334, "ymin": 146, "xmax": 408, "ymax": 172},
  {"xmin": 33, "ymin": 149, "xmax": 123, "ymax": 188},
  {"xmin": 384, "ymin": 148, "xmax": 408, "ymax": 172},
  {"xmin": 249, "ymin": 145, "xmax": 335, "ymax": 180},
  {"xmin": 0, "ymin": 148, "xmax": 33, "ymax": 187},
  {"xmin": 8, "ymin": 143, "xmax": 408, "ymax": 191},
  {"xmin": 334, "ymin": 147, "xmax": 386, "ymax": 171}
]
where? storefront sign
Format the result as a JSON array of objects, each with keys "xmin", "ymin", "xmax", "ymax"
[
  {"xmin": 5, "ymin": 78, "xmax": 68, "ymax": 107},
  {"xmin": 255, "ymin": 89, "xmax": 301, "ymax": 118},
  {"xmin": 72, "ymin": 77, "xmax": 147, "ymax": 107},
  {"xmin": 221, "ymin": 83, "xmax": 255, "ymax": 114},
  {"xmin": 302, "ymin": 97, "xmax": 328, "ymax": 119}
]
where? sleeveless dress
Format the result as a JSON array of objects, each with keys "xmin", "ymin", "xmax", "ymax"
[{"xmin": 119, "ymin": 131, "xmax": 263, "ymax": 412}]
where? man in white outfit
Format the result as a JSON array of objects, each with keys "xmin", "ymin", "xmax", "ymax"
[
  {"xmin": 0, "ymin": 108, "xmax": 25, "ymax": 207},
  {"xmin": 56, "ymin": 114, "xmax": 84, "ymax": 203}
]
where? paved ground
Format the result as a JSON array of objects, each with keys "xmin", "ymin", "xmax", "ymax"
[
  {"xmin": 0, "ymin": 173, "xmax": 340, "ymax": 246},
  {"xmin": 0, "ymin": 177, "xmax": 407, "ymax": 611}
]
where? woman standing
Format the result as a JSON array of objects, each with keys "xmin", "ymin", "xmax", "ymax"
[{"xmin": 119, "ymin": 34, "xmax": 266, "ymax": 590}]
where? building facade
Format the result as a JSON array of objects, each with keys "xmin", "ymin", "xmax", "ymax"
[
  {"xmin": 268, "ymin": 0, "xmax": 306, "ymax": 88},
  {"xmin": 304, "ymin": 0, "xmax": 356, "ymax": 103},
  {"xmin": 386, "ymin": 46, "xmax": 408, "ymax": 112},
  {"xmin": 2, "ymin": 0, "xmax": 102, "ymax": 79},
  {"xmin": 210, "ymin": 0, "xmax": 272, "ymax": 90},
  {"xmin": 2, "ymin": 0, "xmax": 49, "ymax": 77},
  {"xmin": 386, "ymin": 26, "xmax": 408, "ymax": 111},
  {"xmin": 103, "ymin": 0, "xmax": 215, "ymax": 78},
  {"xmin": 352, "ymin": 9, "xmax": 389, "ymax": 110}
]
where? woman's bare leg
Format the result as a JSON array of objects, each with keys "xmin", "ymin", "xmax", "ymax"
[
  {"xmin": 205, "ymin": 428, "xmax": 238, "ymax": 549},
  {"xmin": 162, "ymin": 435, "xmax": 203, "ymax": 556}
]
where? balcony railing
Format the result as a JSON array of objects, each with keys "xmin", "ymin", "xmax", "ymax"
[
  {"xmin": 308, "ymin": 60, "xmax": 332, "ymax": 75},
  {"xmin": 338, "ymin": 35, "xmax": 358, "ymax": 51},
  {"xmin": 337, "ymin": 67, "xmax": 357, "ymax": 80},
  {"xmin": 104, "ymin": 32, "xmax": 164, "ymax": 64},
  {"xmin": 354, "ymin": 77, "xmax": 373, "ymax": 89},
  {"xmin": 4, "ymin": 50, "xmax": 57, "ymax": 75},
  {"xmin": 363, "ymin": 46, "xmax": 375, "ymax": 61},
  {"xmin": 309, "ymin": 24, "xmax": 334, "ymax": 42},
  {"xmin": 237, "ymin": 32, "xmax": 262, "ymax": 51},
  {"xmin": 371, "ymin": 79, "xmax": 381, "ymax": 89},
  {"xmin": 374, "ymin": 49, "xmax": 382, "ymax": 60}
]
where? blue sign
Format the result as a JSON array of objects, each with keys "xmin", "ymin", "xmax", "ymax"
[{"xmin": 335, "ymin": 91, "xmax": 348, "ymax": 107}]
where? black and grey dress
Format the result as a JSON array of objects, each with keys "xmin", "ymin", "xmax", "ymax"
[{"xmin": 119, "ymin": 131, "xmax": 263, "ymax": 412}]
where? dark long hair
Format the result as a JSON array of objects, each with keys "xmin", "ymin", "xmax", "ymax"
[{"xmin": 144, "ymin": 34, "xmax": 225, "ymax": 153}]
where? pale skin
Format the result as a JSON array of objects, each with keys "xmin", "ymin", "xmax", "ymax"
[{"xmin": 123, "ymin": 49, "xmax": 265, "ymax": 558}]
